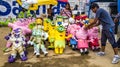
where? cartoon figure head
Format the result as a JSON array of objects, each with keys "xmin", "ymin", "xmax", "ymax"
[
  {"xmin": 35, "ymin": 17, "xmax": 43, "ymax": 25},
  {"xmin": 75, "ymin": 16, "xmax": 81, "ymax": 23},
  {"xmin": 12, "ymin": 28, "xmax": 22, "ymax": 38},
  {"xmin": 69, "ymin": 17, "xmax": 75, "ymax": 24},
  {"xmin": 84, "ymin": 18, "xmax": 89, "ymax": 24},
  {"xmin": 81, "ymin": 12, "xmax": 88, "ymax": 20}
]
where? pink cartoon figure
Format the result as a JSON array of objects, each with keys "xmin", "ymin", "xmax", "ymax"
[
  {"xmin": 75, "ymin": 26, "xmax": 89, "ymax": 55},
  {"xmin": 75, "ymin": 15, "xmax": 84, "ymax": 27},
  {"xmin": 67, "ymin": 18, "xmax": 81, "ymax": 50},
  {"xmin": 67, "ymin": 18, "xmax": 75, "ymax": 41},
  {"xmin": 8, "ymin": 18, "xmax": 34, "ymax": 35},
  {"xmin": 88, "ymin": 27, "xmax": 100, "ymax": 51},
  {"xmin": 80, "ymin": 12, "xmax": 88, "ymax": 24}
]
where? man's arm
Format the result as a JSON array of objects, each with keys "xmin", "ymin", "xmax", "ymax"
[
  {"xmin": 85, "ymin": 18, "xmax": 98, "ymax": 29},
  {"xmin": 94, "ymin": 20, "xmax": 100, "ymax": 27},
  {"xmin": 114, "ymin": 18, "xmax": 118, "ymax": 23},
  {"xmin": 114, "ymin": 13, "xmax": 120, "ymax": 23}
]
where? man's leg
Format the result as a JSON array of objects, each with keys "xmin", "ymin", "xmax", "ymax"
[
  {"xmin": 114, "ymin": 22, "xmax": 119, "ymax": 41},
  {"xmin": 107, "ymin": 29, "xmax": 118, "ymax": 55},
  {"xmin": 106, "ymin": 28, "xmax": 120, "ymax": 64},
  {"xmin": 101, "ymin": 46, "xmax": 105, "ymax": 52},
  {"xmin": 97, "ymin": 30, "xmax": 107, "ymax": 56},
  {"xmin": 117, "ymin": 38, "xmax": 120, "ymax": 48},
  {"xmin": 100, "ymin": 30, "xmax": 107, "ymax": 52}
]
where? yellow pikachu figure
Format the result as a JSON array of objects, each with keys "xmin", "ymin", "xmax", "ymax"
[
  {"xmin": 48, "ymin": 21, "xmax": 56, "ymax": 49},
  {"xmin": 54, "ymin": 25, "xmax": 72, "ymax": 54}
]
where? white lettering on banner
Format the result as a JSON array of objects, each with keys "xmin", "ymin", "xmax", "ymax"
[{"xmin": 0, "ymin": 0, "xmax": 67, "ymax": 18}]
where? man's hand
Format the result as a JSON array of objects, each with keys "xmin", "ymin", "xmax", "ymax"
[
  {"xmin": 84, "ymin": 23, "xmax": 95, "ymax": 30},
  {"xmin": 84, "ymin": 24, "xmax": 90, "ymax": 30},
  {"xmin": 114, "ymin": 18, "xmax": 118, "ymax": 23}
]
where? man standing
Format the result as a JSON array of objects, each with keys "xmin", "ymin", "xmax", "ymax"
[
  {"xmin": 47, "ymin": 5, "xmax": 54, "ymax": 20},
  {"xmin": 85, "ymin": 3, "xmax": 120, "ymax": 64},
  {"xmin": 114, "ymin": 12, "xmax": 120, "ymax": 48}
]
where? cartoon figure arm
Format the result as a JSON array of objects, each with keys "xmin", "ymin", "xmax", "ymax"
[
  {"xmin": 65, "ymin": 34, "xmax": 72, "ymax": 39},
  {"xmin": 25, "ymin": 28, "xmax": 32, "ymax": 34},
  {"xmin": 21, "ymin": 35, "xmax": 26, "ymax": 46},
  {"xmin": 42, "ymin": 32, "xmax": 48, "ymax": 40},
  {"xmin": 27, "ymin": 36, "xmax": 35, "ymax": 45},
  {"xmin": 73, "ymin": 35, "xmax": 78, "ymax": 41}
]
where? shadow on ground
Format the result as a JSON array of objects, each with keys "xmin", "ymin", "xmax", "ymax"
[{"xmin": 3, "ymin": 56, "xmax": 99, "ymax": 67}]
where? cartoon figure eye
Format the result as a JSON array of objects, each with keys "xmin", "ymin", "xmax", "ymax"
[{"xmin": 57, "ymin": 22, "xmax": 62, "ymax": 25}]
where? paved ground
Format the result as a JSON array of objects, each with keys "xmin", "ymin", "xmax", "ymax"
[{"xmin": 0, "ymin": 27, "xmax": 120, "ymax": 67}]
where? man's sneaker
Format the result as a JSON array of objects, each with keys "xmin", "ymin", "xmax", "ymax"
[
  {"xmin": 97, "ymin": 52, "xmax": 105, "ymax": 56},
  {"xmin": 112, "ymin": 56, "xmax": 120, "ymax": 64}
]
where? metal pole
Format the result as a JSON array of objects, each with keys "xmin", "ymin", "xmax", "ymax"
[{"xmin": 118, "ymin": 0, "xmax": 120, "ymax": 12}]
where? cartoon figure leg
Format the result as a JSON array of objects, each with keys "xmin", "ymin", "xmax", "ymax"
[
  {"xmin": 54, "ymin": 40, "xmax": 65, "ymax": 54},
  {"xmin": 70, "ymin": 38, "xmax": 77, "ymax": 50},
  {"xmin": 34, "ymin": 43, "xmax": 48, "ymax": 58},
  {"xmin": 55, "ymin": 47, "xmax": 59, "ymax": 54},
  {"xmin": 77, "ymin": 40, "xmax": 89, "ymax": 55},
  {"xmin": 8, "ymin": 46, "xmax": 27, "ymax": 63},
  {"xmin": 41, "ymin": 44, "xmax": 48, "ymax": 56}
]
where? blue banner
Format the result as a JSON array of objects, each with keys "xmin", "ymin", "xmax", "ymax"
[{"xmin": 0, "ymin": 0, "xmax": 67, "ymax": 18}]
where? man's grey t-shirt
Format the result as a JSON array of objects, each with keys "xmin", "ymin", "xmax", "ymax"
[{"xmin": 96, "ymin": 8, "xmax": 115, "ymax": 30}]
